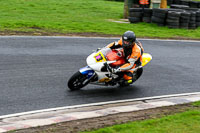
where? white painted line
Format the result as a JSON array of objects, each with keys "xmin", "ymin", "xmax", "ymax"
[
  {"xmin": 0, "ymin": 36, "xmax": 199, "ymax": 42},
  {"xmin": 0, "ymin": 36, "xmax": 119, "ymax": 39},
  {"xmin": 139, "ymin": 39, "xmax": 200, "ymax": 42},
  {"xmin": 0, "ymin": 92, "xmax": 200, "ymax": 119}
]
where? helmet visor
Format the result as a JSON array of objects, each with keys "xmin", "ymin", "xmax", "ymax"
[
  {"xmin": 123, "ymin": 40, "xmax": 133, "ymax": 48},
  {"xmin": 123, "ymin": 40, "xmax": 130, "ymax": 45}
]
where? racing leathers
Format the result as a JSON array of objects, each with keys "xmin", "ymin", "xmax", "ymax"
[{"xmin": 106, "ymin": 38, "xmax": 144, "ymax": 84}]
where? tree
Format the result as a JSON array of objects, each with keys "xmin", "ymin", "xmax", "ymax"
[
  {"xmin": 124, "ymin": 0, "xmax": 128, "ymax": 19},
  {"xmin": 160, "ymin": 0, "xmax": 167, "ymax": 8}
]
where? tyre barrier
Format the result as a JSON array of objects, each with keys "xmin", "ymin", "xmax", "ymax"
[
  {"xmin": 128, "ymin": 8, "xmax": 143, "ymax": 23},
  {"xmin": 167, "ymin": 0, "xmax": 174, "ymax": 6},
  {"xmin": 197, "ymin": 11, "xmax": 200, "ymax": 27},
  {"xmin": 174, "ymin": 0, "xmax": 181, "ymax": 5},
  {"xmin": 143, "ymin": 8, "xmax": 152, "ymax": 23},
  {"xmin": 167, "ymin": 11, "xmax": 181, "ymax": 29},
  {"xmin": 167, "ymin": 0, "xmax": 200, "ymax": 8},
  {"xmin": 189, "ymin": 11, "xmax": 196, "ymax": 29},
  {"xmin": 170, "ymin": 4, "xmax": 190, "ymax": 9},
  {"xmin": 129, "ymin": 7, "xmax": 200, "ymax": 29},
  {"xmin": 180, "ymin": 0, "xmax": 189, "ymax": 6},
  {"xmin": 189, "ymin": 1, "xmax": 199, "ymax": 8},
  {"xmin": 180, "ymin": 11, "xmax": 190, "ymax": 29},
  {"xmin": 151, "ymin": 8, "xmax": 168, "ymax": 26}
]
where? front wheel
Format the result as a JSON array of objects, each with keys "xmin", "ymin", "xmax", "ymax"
[{"xmin": 68, "ymin": 71, "xmax": 90, "ymax": 91}]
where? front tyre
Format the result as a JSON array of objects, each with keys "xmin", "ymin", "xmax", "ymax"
[{"xmin": 68, "ymin": 71, "xmax": 90, "ymax": 91}]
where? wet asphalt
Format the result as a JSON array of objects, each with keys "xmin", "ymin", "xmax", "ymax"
[{"xmin": 0, "ymin": 36, "xmax": 200, "ymax": 116}]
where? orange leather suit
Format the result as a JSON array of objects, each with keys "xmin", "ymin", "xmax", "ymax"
[{"xmin": 106, "ymin": 38, "xmax": 144, "ymax": 81}]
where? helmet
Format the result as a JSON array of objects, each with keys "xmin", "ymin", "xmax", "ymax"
[{"xmin": 122, "ymin": 31, "xmax": 136, "ymax": 48}]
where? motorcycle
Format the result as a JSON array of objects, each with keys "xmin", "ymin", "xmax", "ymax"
[{"xmin": 68, "ymin": 47, "xmax": 152, "ymax": 91}]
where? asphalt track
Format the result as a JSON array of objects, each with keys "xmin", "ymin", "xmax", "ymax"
[{"xmin": 0, "ymin": 36, "xmax": 200, "ymax": 116}]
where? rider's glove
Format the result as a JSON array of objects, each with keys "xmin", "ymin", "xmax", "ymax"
[{"xmin": 112, "ymin": 68, "xmax": 121, "ymax": 73}]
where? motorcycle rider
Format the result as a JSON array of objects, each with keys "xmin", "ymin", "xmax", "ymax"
[{"xmin": 106, "ymin": 31, "xmax": 144, "ymax": 85}]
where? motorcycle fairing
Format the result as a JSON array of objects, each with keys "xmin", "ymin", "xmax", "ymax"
[
  {"xmin": 106, "ymin": 49, "xmax": 125, "ymax": 67},
  {"xmin": 79, "ymin": 66, "xmax": 113, "ymax": 83},
  {"xmin": 141, "ymin": 53, "xmax": 152, "ymax": 67},
  {"xmin": 79, "ymin": 66, "xmax": 95, "ymax": 79}
]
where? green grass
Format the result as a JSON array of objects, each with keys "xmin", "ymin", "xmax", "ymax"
[
  {"xmin": 0, "ymin": 0, "xmax": 200, "ymax": 39},
  {"xmin": 83, "ymin": 109, "xmax": 200, "ymax": 133},
  {"xmin": 0, "ymin": 0, "xmax": 124, "ymax": 34},
  {"xmin": 192, "ymin": 101, "xmax": 200, "ymax": 107}
]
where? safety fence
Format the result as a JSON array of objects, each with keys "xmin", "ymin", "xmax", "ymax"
[{"xmin": 128, "ymin": 6, "xmax": 200, "ymax": 29}]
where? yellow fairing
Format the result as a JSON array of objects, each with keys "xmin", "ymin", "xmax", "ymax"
[{"xmin": 142, "ymin": 53, "xmax": 152, "ymax": 67}]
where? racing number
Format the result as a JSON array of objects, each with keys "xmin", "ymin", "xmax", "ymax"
[
  {"xmin": 95, "ymin": 54, "xmax": 103, "ymax": 61},
  {"xmin": 94, "ymin": 52, "xmax": 106, "ymax": 62}
]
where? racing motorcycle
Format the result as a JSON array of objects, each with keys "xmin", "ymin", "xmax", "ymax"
[{"xmin": 68, "ymin": 47, "xmax": 152, "ymax": 91}]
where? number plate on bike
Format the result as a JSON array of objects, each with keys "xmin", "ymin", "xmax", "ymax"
[{"xmin": 94, "ymin": 52, "xmax": 106, "ymax": 62}]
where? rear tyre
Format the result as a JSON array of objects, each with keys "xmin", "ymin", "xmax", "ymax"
[
  {"xmin": 68, "ymin": 71, "xmax": 90, "ymax": 91},
  {"xmin": 133, "ymin": 67, "xmax": 143, "ymax": 82}
]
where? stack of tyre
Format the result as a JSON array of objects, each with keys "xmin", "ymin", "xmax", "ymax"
[
  {"xmin": 189, "ymin": 1, "xmax": 200, "ymax": 8},
  {"xmin": 167, "ymin": 0, "xmax": 200, "ymax": 8},
  {"xmin": 166, "ymin": 10, "xmax": 181, "ymax": 28},
  {"xmin": 170, "ymin": 4, "xmax": 189, "ymax": 10},
  {"xmin": 167, "ymin": 0, "xmax": 174, "ymax": 6},
  {"xmin": 197, "ymin": 11, "xmax": 200, "ymax": 27},
  {"xmin": 151, "ymin": 8, "xmax": 167, "ymax": 26},
  {"xmin": 188, "ymin": 11, "xmax": 197, "ymax": 29},
  {"xmin": 180, "ymin": 0, "xmax": 189, "ymax": 6},
  {"xmin": 169, "ymin": 4, "xmax": 200, "ymax": 29},
  {"xmin": 143, "ymin": 8, "xmax": 152, "ymax": 23},
  {"xmin": 128, "ymin": 8, "xmax": 143, "ymax": 23},
  {"xmin": 180, "ymin": 11, "xmax": 191, "ymax": 29},
  {"xmin": 129, "ymin": 8, "xmax": 153, "ymax": 23},
  {"xmin": 128, "ymin": 4, "xmax": 200, "ymax": 29},
  {"xmin": 173, "ymin": 0, "xmax": 181, "ymax": 5}
]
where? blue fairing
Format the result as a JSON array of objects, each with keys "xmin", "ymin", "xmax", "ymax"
[{"xmin": 79, "ymin": 66, "xmax": 95, "ymax": 79}]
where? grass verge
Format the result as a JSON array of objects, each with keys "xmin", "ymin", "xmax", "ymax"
[
  {"xmin": 0, "ymin": 0, "xmax": 200, "ymax": 39},
  {"xmin": 83, "ymin": 101, "xmax": 200, "ymax": 133},
  {"xmin": 12, "ymin": 101, "xmax": 200, "ymax": 133}
]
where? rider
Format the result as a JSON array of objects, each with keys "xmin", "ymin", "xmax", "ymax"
[{"xmin": 106, "ymin": 31, "xmax": 144, "ymax": 85}]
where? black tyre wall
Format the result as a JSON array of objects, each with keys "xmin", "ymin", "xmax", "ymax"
[
  {"xmin": 129, "ymin": 8, "xmax": 143, "ymax": 23},
  {"xmin": 151, "ymin": 9, "xmax": 167, "ymax": 26}
]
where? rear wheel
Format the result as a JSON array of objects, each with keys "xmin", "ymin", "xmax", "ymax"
[
  {"xmin": 68, "ymin": 71, "xmax": 90, "ymax": 91},
  {"xmin": 133, "ymin": 67, "xmax": 143, "ymax": 82}
]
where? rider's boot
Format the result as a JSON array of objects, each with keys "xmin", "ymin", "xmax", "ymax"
[
  {"xmin": 118, "ymin": 78, "xmax": 132, "ymax": 86},
  {"xmin": 118, "ymin": 74, "xmax": 139, "ymax": 86}
]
